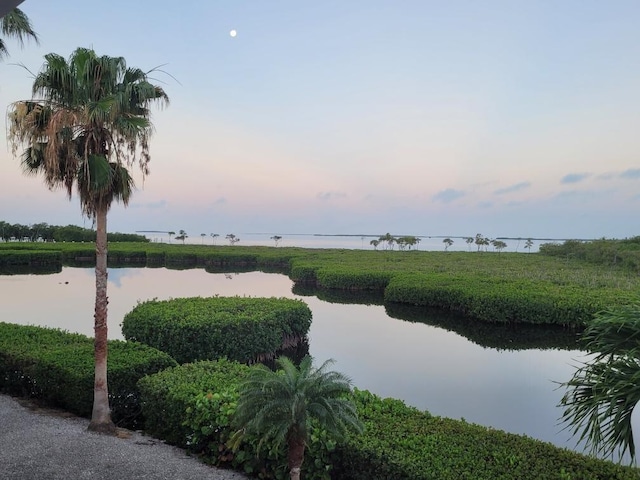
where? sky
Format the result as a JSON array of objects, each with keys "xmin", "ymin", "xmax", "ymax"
[{"xmin": 1, "ymin": 0, "xmax": 639, "ymax": 240}]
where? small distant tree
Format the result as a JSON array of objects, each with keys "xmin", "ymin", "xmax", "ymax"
[
  {"xmin": 465, "ymin": 237, "xmax": 474, "ymax": 251},
  {"xmin": 168, "ymin": 231, "xmax": 175, "ymax": 243},
  {"xmin": 370, "ymin": 239, "xmax": 380, "ymax": 250},
  {"xmin": 176, "ymin": 229, "xmax": 187, "ymax": 244},
  {"xmin": 525, "ymin": 238, "xmax": 534, "ymax": 253},
  {"xmin": 379, "ymin": 232, "xmax": 395, "ymax": 250},
  {"xmin": 271, "ymin": 235, "xmax": 282, "ymax": 247},
  {"xmin": 200, "ymin": 233, "xmax": 206, "ymax": 244},
  {"xmin": 226, "ymin": 233, "xmax": 240, "ymax": 245},
  {"xmin": 475, "ymin": 233, "xmax": 485, "ymax": 252},
  {"xmin": 443, "ymin": 238, "xmax": 453, "ymax": 251},
  {"xmin": 210, "ymin": 233, "xmax": 219, "ymax": 245},
  {"xmin": 493, "ymin": 240, "xmax": 507, "ymax": 253}
]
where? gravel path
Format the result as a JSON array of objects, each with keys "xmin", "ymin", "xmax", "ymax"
[{"xmin": 0, "ymin": 394, "xmax": 249, "ymax": 480}]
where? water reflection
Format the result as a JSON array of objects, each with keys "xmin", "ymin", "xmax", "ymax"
[{"xmin": 0, "ymin": 267, "xmax": 627, "ymax": 455}]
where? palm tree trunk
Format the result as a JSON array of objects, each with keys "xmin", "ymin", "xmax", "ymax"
[
  {"xmin": 88, "ymin": 206, "xmax": 116, "ymax": 434},
  {"xmin": 287, "ymin": 436, "xmax": 305, "ymax": 480}
]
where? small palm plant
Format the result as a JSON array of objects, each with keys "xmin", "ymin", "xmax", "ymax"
[
  {"xmin": 559, "ymin": 301, "xmax": 640, "ymax": 462},
  {"xmin": 232, "ymin": 355, "xmax": 363, "ymax": 480}
]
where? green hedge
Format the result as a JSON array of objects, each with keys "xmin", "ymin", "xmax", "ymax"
[
  {"xmin": 137, "ymin": 360, "xmax": 249, "ymax": 447},
  {"xmin": 383, "ymin": 273, "xmax": 634, "ymax": 327},
  {"xmin": 0, "ymin": 249, "xmax": 61, "ymax": 266},
  {"xmin": 138, "ymin": 360, "xmax": 337, "ymax": 479},
  {"xmin": 138, "ymin": 362, "xmax": 637, "ymax": 480},
  {"xmin": 0, "ymin": 322, "xmax": 177, "ymax": 427},
  {"xmin": 122, "ymin": 296, "xmax": 312, "ymax": 364},
  {"xmin": 333, "ymin": 389, "xmax": 637, "ymax": 480},
  {"xmin": 315, "ymin": 267, "xmax": 392, "ymax": 290}
]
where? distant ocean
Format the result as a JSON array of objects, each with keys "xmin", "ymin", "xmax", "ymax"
[{"xmin": 137, "ymin": 232, "xmax": 565, "ymax": 253}]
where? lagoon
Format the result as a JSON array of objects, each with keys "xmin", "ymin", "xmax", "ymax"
[{"xmin": 0, "ymin": 266, "xmax": 623, "ymax": 457}]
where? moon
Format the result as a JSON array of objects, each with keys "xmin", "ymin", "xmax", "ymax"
[{"xmin": 229, "ymin": 29, "xmax": 237, "ymax": 38}]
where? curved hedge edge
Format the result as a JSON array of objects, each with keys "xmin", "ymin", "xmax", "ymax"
[
  {"xmin": 0, "ymin": 322, "xmax": 177, "ymax": 428},
  {"xmin": 383, "ymin": 273, "xmax": 630, "ymax": 328},
  {"xmin": 122, "ymin": 296, "xmax": 312, "ymax": 364}
]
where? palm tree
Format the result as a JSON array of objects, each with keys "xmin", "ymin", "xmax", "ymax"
[
  {"xmin": 232, "ymin": 356, "xmax": 363, "ymax": 480},
  {"xmin": 167, "ymin": 231, "xmax": 175, "ymax": 243},
  {"xmin": 525, "ymin": 238, "xmax": 534, "ymax": 253},
  {"xmin": 210, "ymin": 233, "xmax": 218, "ymax": 245},
  {"xmin": 443, "ymin": 238, "xmax": 453, "ymax": 251},
  {"xmin": 271, "ymin": 235, "xmax": 282, "ymax": 247},
  {"xmin": 465, "ymin": 237, "xmax": 474, "ymax": 251},
  {"xmin": 7, "ymin": 47, "xmax": 168, "ymax": 434},
  {"xmin": 0, "ymin": 7, "xmax": 38, "ymax": 60},
  {"xmin": 559, "ymin": 302, "xmax": 640, "ymax": 462}
]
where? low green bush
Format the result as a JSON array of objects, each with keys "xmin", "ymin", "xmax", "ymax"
[
  {"xmin": 0, "ymin": 322, "xmax": 177, "ymax": 427},
  {"xmin": 0, "ymin": 249, "xmax": 61, "ymax": 266},
  {"xmin": 138, "ymin": 360, "xmax": 343, "ymax": 480},
  {"xmin": 138, "ymin": 363, "xmax": 636, "ymax": 480},
  {"xmin": 137, "ymin": 360, "xmax": 249, "ymax": 447},
  {"xmin": 383, "ymin": 273, "xmax": 632, "ymax": 327},
  {"xmin": 315, "ymin": 267, "xmax": 392, "ymax": 290},
  {"xmin": 333, "ymin": 389, "xmax": 637, "ymax": 480},
  {"xmin": 122, "ymin": 296, "xmax": 312, "ymax": 364}
]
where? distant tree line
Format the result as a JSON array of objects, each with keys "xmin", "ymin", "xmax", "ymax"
[
  {"xmin": 369, "ymin": 233, "xmax": 421, "ymax": 251},
  {"xmin": 0, "ymin": 221, "xmax": 149, "ymax": 243},
  {"xmin": 539, "ymin": 237, "xmax": 640, "ymax": 272}
]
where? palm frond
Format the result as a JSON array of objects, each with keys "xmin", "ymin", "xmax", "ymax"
[
  {"xmin": 233, "ymin": 355, "xmax": 363, "ymax": 457},
  {"xmin": 559, "ymin": 301, "xmax": 640, "ymax": 462},
  {"xmin": 8, "ymin": 46, "xmax": 168, "ymax": 219},
  {"xmin": 0, "ymin": 8, "xmax": 38, "ymax": 59}
]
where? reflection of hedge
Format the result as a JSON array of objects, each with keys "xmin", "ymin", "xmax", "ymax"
[
  {"xmin": 138, "ymin": 361, "xmax": 638, "ymax": 480},
  {"xmin": 384, "ymin": 303, "xmax": 579, "ymax": 351},
  {"xmin": 122, "ymin": 296, "xmax": 312, "ymax": 364},
  {"xmin": 292, "ymin": 283, "xmax": 385, "ymax": 306},
  {"xmin": 384, "ymin": 273, "xmax": 635, "ymax": 327},
  {"xmin": 0, "ymin": 322, "xmax": 176, "ymax": 427}
]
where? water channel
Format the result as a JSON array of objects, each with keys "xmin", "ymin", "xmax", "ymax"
[{"xmin": 0, "ymin": 266, "xmax": 619, "ymax": 456}]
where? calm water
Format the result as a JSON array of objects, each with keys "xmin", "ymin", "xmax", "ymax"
[
  {"xmin": 0, "ymin": 266, "xmax": 631, "ymax": 457},
  {"xmin": 145, "ymin": 232, "xmax": 544, "ymax": 253}
]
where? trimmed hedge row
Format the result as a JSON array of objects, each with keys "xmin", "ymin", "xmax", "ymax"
[
  {"xmin": 0, "ymin": 322, "xmax": 177, "ymax": 427},
  {"xmin": 0, "ymin": 249, "xmax": 61, "ymax": 266},
  {"xmin": 383, "ymin": 273, "xmax": 635, "ymax": 327},
  {"xmin": 122, "ymin": 296, "xmax": 312, "ymax": 364},
  {"xmin": 334, "ymin": 389, "xmax": 637, "ymax": 480},
  {"xmin": 138, "ymin": 360, "xmax": 336, "ymax": 479},
  {"xmin": 137, "ymin": 360, "xmax": 638, "ymax": 480}
]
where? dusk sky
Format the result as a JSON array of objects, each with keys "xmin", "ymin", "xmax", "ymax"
[{"xmin": 1, "ymin": 1, "xmax": 639, "ymax": 240}]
